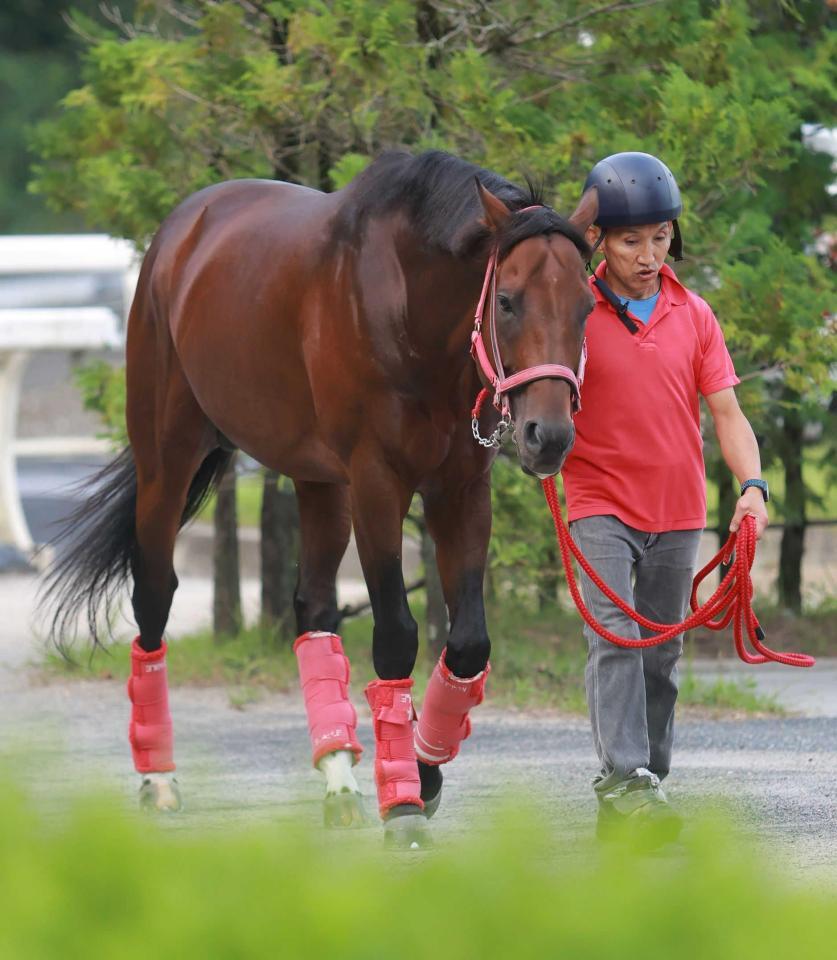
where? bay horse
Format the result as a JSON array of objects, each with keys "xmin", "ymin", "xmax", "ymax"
[{"xmin": 43, "ymin": 150, "xmax": 597, "ymax": 848}]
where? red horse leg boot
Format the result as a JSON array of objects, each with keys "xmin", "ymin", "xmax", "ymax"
[
  {"xmin": 127, "ymin": 638, "xmax": 175, "ymax": 773},
  {"xmin": 415, "ymin": 652, "xmax": 490, "ymax": 766},
  {"xmin": 364, "ymin": 679, "xmax": 423, "ymax": 817},
  {"xmin": 294, "ymin": 631, "xmax": 363, "ymax": 767}
]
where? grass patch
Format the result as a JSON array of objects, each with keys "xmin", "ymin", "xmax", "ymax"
[
  {"xmin": 199, "ymin": 473, "xmax": 268, "ymax": 528},
  {"xmin": 678, "ymin": 673, "xmax": 783, "ymax": 715},
  {"xmin": 485, "ymin": 602, "xmax": 588, "ymax": 711},
  {"xmin": 44, "ymin": 627, "xmax": 301, "ymax": 692},
  {"xmin": 227, "ymin": 685, "xmax": 265, "ymax": 710},
  {"xmin": 42, "ymin": 600, "xmax": 787, "ymax": 716},
  {"xmin": 1, "ymin": 781, "xmax": 836, "ymax": 958},
  {"xmin": 687, "ymin": 603, "xmax": 837, "ymax": 658},
  {"xmin": 42, "ymin": 615, "xmax": 433, "ymax": 702}
]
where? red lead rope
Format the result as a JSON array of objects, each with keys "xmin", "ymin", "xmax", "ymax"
[{"xmin": 541, "ymin": 477, "xmax": 815, "ymax": 668}]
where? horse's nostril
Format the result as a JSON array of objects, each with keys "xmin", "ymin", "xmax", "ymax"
[
  {"xmin": 524, "ymin": 420, "xmax": 544, "ymax": 450},
  {"xmin": 523, "ymin": 419, "xmax": 575, "ymax": 462}
]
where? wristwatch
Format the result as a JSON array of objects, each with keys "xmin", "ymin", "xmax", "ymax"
[{"xmin": 741, "ymin": 479, "xmax": 769, "ymax": 502}]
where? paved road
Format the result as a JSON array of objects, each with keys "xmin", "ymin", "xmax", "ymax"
[{"xmin": 2, "ymin": 573, "xmax": 835, "ymax": 878}]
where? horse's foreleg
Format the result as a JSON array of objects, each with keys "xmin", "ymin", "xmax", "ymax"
[
  {"xmin": 416, "ymin": 474, "xmax": 492, "ymax": 817},
  {"xmin": 292, "ymin": 481, "xmax": 366, "ymax": 827},
  {"xmin": 350, "ymin": 457, "xmax": 429, "ymax": 848}
]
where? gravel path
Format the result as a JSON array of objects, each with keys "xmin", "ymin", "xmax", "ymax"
[{"xmin": 2, "ymin": 573, "xmax": 835, "ymax": 879}]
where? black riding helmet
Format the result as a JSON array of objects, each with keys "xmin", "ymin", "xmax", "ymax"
[{"xmin": 584, "ymin": 152, "xmax": 684, "ymax": 260}]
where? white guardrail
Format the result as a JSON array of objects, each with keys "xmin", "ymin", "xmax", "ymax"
[{"xmin": 0, "ymin": 235, "xmax": 138, "ymax": 563}]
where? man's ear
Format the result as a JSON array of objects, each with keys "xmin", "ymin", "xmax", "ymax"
[
  {"xmin": 568, "ymin": 186, "xmax": 599, "ymax": 235},
  {"xmin": 475, "ymin": 178, "xmax": 511, "ymax": 233},
  {"xmin": 584, "ymin": 224, "xmax": 600, "ymax": 247}
]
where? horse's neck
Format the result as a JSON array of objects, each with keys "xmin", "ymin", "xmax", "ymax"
[
  {"xmin": 349, "ymin": 222, "xmax": 485, "ymax": 391},
  {"xmin": 403, "ymin": 250, "xmax": 485, "ymax": 366}
]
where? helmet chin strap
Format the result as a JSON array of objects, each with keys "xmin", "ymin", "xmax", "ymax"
[
  {"xmin": 588, "ymin": 228, "xmax": 606, "ymax": 259},
  {"xmin": 585, "ymin": 228, "xmax": 638, "ymax": 335},
  {"xmin": 670, "ymin": 219, "xmax": 684, "ymax": 261},
  {"xmin": 588, "ymin": 272, "xmax": 639, "ymax": 335}
]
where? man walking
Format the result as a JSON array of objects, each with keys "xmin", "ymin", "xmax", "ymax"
[{"xmin": 562, "ymin": 152, "xmax": 769, "ymax": 842}]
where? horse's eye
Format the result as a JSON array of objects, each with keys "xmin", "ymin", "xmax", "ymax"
[{"xmin": 498, "ymin": 294, "xmax": 513, "ymax": 313}]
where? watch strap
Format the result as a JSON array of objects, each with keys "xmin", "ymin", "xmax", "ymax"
[{"xmin": 741, "ymin": 479, "xmax": 769, "ymax": 502}]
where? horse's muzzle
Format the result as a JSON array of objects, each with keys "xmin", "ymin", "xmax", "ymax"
[{"xmin": 518, "ymin": 418, "xmax": 575, "ymax": 478}]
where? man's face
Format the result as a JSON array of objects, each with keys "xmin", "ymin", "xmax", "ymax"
[{"xmin": 586, "ymin": 221, "xmax": 673, "ymax": 296}]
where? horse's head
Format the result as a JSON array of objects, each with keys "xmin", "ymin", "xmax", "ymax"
[{"xmin": 474, "ymin": 183, "xmax": 598, "ymax": 478}]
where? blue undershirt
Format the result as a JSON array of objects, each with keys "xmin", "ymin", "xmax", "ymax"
[{"xmin": 622, "ymin": 289, "xmax": 660, "ymax": 325}]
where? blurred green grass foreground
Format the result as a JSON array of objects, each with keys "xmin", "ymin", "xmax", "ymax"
[{"xmin": 1, "ymin": 783, "xmax": 835, "ymax": 960}]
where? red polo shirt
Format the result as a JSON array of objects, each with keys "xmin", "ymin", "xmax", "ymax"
[{"xmin": 562, "ymin": 262, "xmax": 739, "ymax": 532}]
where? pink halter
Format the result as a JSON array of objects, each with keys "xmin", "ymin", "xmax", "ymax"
[{"xmin": 469, "ymin": 207, "xmax": 586, "ymax": 434}]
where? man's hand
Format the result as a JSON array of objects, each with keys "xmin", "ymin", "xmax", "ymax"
[{"xmin": 729, "ymin": 487, "xmax": 769, "ymax": 540}]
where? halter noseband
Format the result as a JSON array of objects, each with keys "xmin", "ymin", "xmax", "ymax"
[{"xmin": 470, "ymin": 206, "xmax": 587, "ymax": 447}]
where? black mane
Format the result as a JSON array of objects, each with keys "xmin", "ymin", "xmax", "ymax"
[{"xmin": 340, "ymin": 149, "xmax": 590, "ymax": 262}]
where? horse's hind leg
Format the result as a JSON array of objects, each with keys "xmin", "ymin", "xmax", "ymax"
[
  {"xmin": 129, "ymin": 430, "xmax": 219, "ymax": 811},
  {"xmin": 126, "ymin": 319, "xmax": 216, "ymax": 812},
  {"xmin": 292, "ymin": 480, "xmax": 367, "ymax": 827}
]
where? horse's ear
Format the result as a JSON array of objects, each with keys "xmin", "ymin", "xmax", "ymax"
[
  {"xmin": 568, "ymin": 186, "xmax": 599, "ymax": 234},
  {"xmin": 475, "ymin": 178, "xmax": 511, "ymax": 232}
]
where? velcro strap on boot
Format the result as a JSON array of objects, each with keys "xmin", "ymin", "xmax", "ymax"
[
  {"xmin": 294, "ymin": 631, "xmax": 363, "ymax": 767},
  {"xmin": 127, "ymin": 638, "xmax": 175, "ymax": 774},
  {"xmin": 365, "ymin": 678, "xmax": 423, "ymax": 816},
  {"xmin": 415, "ymin": 651, "xmax": 490, "ymax": 766}
]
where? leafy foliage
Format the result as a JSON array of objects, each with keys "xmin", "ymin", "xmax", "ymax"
[
  {"xmin": 74, "ymin": 360, "xmax": 128, "ymax": 446},
  {"xmin": 0, "ymin": 0, "xmax": 124, "ymax": 230}
]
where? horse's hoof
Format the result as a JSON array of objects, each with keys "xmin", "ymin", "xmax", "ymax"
[
  {"xmin": 422, "ymin": 786, "xmax": 442, "ymax": 820},
  {"xmin": 418, "ymin": 761, "xmax": 443, "ymax": 820},
  {"xmin": 139, "ymin": 776, "xmax": 182, "ymax": 813},
  {"xmin": 324, "ymin": 789, "xmax": 368, "ymax": 828},
  {"xmin": 383, "ymin": 806, "xmax": 433, "ymax": 851}
]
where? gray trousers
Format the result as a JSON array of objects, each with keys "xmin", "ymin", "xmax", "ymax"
[{"xmin": 569, "ymin": 515, "xmax": 702, "ymax": 795}]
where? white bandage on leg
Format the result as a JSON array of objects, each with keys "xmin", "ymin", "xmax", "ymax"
[{"xmin": 318, "ymin": 749, "xmax": 360, "ymax": 796}]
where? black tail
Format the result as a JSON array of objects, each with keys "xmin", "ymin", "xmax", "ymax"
[{"xmin": 40, "ymin": 446, "xmax": 233, "ymax": 649}]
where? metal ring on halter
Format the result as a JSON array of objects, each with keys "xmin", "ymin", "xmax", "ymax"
[{"xmin": 471, "ymin": 411, "xmax": 511, "ymax": 449}]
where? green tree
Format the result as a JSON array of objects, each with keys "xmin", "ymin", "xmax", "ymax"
[
  {"xmin": 712, "ymin": 240, "xmax": 834, "ymax": 610},
  {"xmin": 0, "ymin": 0, "xmax": 130, "ymax": 231}
]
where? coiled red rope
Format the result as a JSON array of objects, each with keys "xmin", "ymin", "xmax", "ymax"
[{"xmin": 542, "ymin": 477, "xmax": 815, "ymax": 668}]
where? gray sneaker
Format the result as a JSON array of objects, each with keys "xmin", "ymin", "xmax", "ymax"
[{"xmin": 596, "ymin": 768, "xmax": 683, "ymax": 848}]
